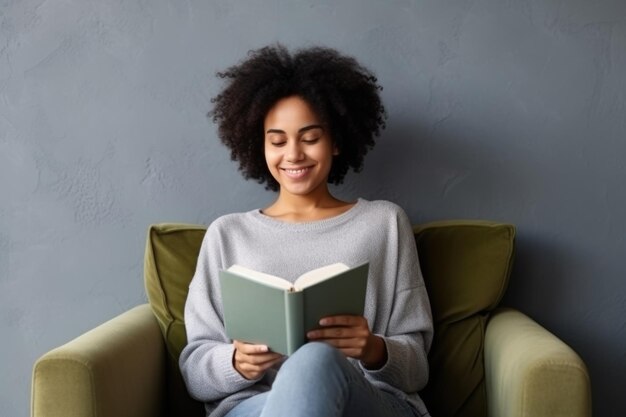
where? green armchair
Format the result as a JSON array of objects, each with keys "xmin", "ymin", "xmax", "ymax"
[{"xmin": 31, "ymin": 220, "xmax": 591, "ymax": 417}]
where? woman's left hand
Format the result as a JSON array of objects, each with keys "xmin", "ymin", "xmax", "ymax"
[{"xmin": 306, "ymin": 315, "xmax": 387, "ymax": 369}]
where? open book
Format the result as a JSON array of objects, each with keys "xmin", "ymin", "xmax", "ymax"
[{"xmin": 219, "ymin": 262, "xmax": 369, "ymax": 355}]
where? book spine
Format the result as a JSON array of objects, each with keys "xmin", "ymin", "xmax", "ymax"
[{"xmin": 284, "ymin": 291, "xmax": 305, "ymax": 355}]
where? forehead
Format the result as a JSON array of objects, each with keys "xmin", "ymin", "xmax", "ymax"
[{"xmin": 264, "ymin": 96, "xmax": 321, "ymax": 128}]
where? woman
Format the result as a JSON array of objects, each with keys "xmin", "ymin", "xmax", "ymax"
[{"xmin": 180, "ymin": 44, "xmax": 433, "ymax": 417}]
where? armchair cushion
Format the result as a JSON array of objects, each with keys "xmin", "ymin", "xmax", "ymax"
[
  {"xmin": 414, "ymin": 220, "xmax": 515, "ymax": 417},
  {"xmin": 143, "ymin": 223, "xmax": 207, "ymax": 416},
  {"xmin": 144, "ymin": 223, "xmax": 206, "ymax": 361}
]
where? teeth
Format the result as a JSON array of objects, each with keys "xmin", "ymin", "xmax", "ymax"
[{"xmin": 285, "ymin": 168, "xmax": 307, "ymax": 174}]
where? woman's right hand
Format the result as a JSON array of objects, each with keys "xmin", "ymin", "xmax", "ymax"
[{"xmin": 232, "ymin": 340, "xmax": 284, "ymax": 380}]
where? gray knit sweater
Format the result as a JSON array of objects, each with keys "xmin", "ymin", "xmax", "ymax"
[{"xmin": 179, "ymin": 199, "xmax": 433, "ymax": 417}]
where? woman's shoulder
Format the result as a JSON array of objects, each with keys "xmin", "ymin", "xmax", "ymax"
[
  {"xmin": 206, "ymin": 209, "xmax": 258, "ymax": 234},
  {"xmin": 359, "ymin": 198, "xmax": 409, "ymax": 217},
  {"xmin": 357, "ymin": 198, "xmax": 414, "ymax": 230}
]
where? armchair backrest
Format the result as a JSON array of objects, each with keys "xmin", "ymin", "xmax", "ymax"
[
  {"xmin": 413, "ymin": 221, "xmax": 515, "ymax": 417},
  {"xmin": 144, "ymin": 223, "xmax": 206, "ymax": 417},
  {"xmin": 144, "ymin": 220, "xmax": 515, "ymax": 417}
]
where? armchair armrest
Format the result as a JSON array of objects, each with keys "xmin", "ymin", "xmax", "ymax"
[
  {"xmin": 484, "ymin": 308, "xmax": 591, "ymax": 417},
  {"xmin": 31, "ymin": 304, "xmax": 165, "ymax": 417}
]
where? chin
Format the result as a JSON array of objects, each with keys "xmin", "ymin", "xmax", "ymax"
[{"xmin": 279, "ymin": 181, "xmax": 325, "ymax": 196}]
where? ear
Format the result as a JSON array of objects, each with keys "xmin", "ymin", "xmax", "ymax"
[{"xmin": 333, "ymin": 145, "xmax": 340, "ymax": 156}]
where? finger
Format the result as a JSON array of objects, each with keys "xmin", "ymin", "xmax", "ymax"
[
  {"xmin": 308, "ymin": 340, "xmax": 365, "ymax": 360},
  {"xmin": 234, "ymin": 353, "xmax": 282, "ymax": 381},
  {"xmin": 235, "ymin": 347, "xmax": 282, "ymax": 363},
  {"xmin": 238, "ymin": 353, "xmax": 283, "ymax": 368},
  {"xmin": 236, "ymin": 358, "xmax": 280, "ymax": 380},
  {"xmin": 313, "ymin": 337, "xmax": 366, "ymax": 349},
  {"xmin": 319, "ymin": 315, "xmax": 367, "ymax": 327},
  {"xmin": 307, "ymin": 326, "xmax": 369, "ymax": 340},
  {"xmin": 233, "ymin": 341, "xmax": 282, "ymax": 370},
  {"xmin": 236, "ymin": 351, "xmax": 281, "ymax": 366},
  {"xmin": 334, "ymin": 337, "xmax": 367, "ymax": 349},
  {"xmin": 233, "ymin": 340, "xmax": 270, "ymax": 354},
  {"xmin": 307, "ymin": 327, "xmax": 348, "ymax": 339}
]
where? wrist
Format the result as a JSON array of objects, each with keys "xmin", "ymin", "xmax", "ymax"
[{"xmin": 361, "ymin": 335, "xmax": 387, "ymax": 369}]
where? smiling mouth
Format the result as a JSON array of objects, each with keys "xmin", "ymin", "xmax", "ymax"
[{"xmin": 281, "ymin": 166, "xmax": 312, "ymax": 179}]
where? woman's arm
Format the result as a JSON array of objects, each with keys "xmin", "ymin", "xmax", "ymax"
[
  {"xmin": 179, "ymin": 225, "xmax": 262, "ymax": 402},
  {"xmin": 361, "ymin": 206, "xmax": 433, "ymax": 392}
]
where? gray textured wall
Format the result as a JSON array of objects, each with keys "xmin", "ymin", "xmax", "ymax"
[{"xmin": 1, "ymin": 1, "xmax": 625, "ymax": 416}]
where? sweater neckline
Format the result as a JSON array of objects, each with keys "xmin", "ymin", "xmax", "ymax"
[{"xmin": 249, "ymin": 198, "xmax": 367, "ymax": 230}]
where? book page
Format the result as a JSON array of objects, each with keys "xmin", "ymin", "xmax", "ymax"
[
  {"xmin": 294, "ymin": 263, "xmax": 350, "ymax": 290},
  {"xmin": 227, "ymin": 265, "xmax": 294, "ymax": 291}
]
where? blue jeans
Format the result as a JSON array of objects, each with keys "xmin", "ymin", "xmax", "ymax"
[{"xmin": 224, "ymin": 342, "xmax": 417, "ymax": 417}]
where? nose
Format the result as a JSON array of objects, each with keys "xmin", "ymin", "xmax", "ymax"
[{"xmin": 285, "ymin": 140, "xmax": 304, "ymax": 162}]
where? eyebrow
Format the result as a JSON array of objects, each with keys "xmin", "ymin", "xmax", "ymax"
[{"xmin": 265, "ymin": 124, "xmax": 324, "ymax": 134}]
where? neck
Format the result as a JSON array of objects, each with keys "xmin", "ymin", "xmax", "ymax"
[
  {"xmin": 275, "ymin": 187, "xmax": 340, "ymax": 212},
  {"xmin": 263, "ymin": 187, "xmax": 354, "ymax": 222}
]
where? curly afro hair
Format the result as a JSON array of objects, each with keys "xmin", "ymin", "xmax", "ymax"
[{"xmin": 211, "ymin": 44, "xmax": 386, "ymax": 191}]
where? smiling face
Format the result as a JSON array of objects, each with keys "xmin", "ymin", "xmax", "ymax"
[{"xmin": 264, "ymin": 96, "xmax": 338, "ymax": 198}]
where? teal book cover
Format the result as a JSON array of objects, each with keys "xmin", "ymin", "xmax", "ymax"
[{"xmin": 219, "ymin": 262, "xmax": 369, "ymax": 355}]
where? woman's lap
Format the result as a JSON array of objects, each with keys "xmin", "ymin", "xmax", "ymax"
[{"xmin": 225, "ymin": 342, "xmax": 415, "ymax": 417}]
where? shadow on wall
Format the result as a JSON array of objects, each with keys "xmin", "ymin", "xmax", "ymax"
[
  {"xmin": 505, "ymin": 234, "xmax": 577, "ymax": 317},
  {"xmin": 344, "ymin": 118, "xmax": 535, "ymax": 223},
  {"xmin": 505, "ymin": 233, "xmax": 626, "ymax": 416}
]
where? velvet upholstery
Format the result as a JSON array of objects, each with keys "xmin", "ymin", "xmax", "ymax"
[{"xmin": 414, "ymin": 221, "xmax": 515, "ymax": 417}]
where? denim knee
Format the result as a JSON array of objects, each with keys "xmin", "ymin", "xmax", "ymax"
[
  {"xmin": 279, "ymin": 342, "xmax": 347, "ymax": 379},
  {"xmin": 294, "ymin": 342, "xmax": 342, "ymax": 363}
]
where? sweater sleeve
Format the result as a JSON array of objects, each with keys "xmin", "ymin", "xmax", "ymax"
[
  {"xmin": 178, "ymin": 223, "xmax": 260, "ymax": 402},
  {"xmin": 360, "ymin": 206, "xmax": 433, "ymax": 393}
]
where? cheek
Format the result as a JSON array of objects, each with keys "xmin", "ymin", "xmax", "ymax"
[
  {"xmin": 316, "ymin": 146, "xmax": 336, "ymax": 164},
  {"xmin": 264, "ymin": 148, "xmax": 279, "ymax": 169}
]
